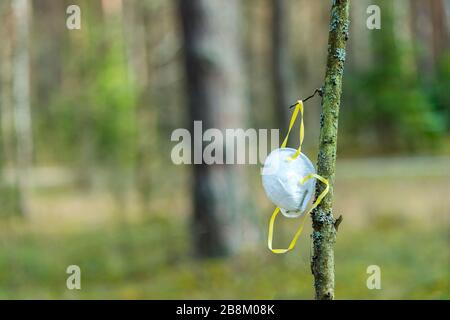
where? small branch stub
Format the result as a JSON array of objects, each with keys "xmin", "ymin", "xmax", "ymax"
[
  {"xmin": 289, "ymin": 87, "xmax": 323, "ymax": 108},
  {"xmin": 334, "ymin": 215, "xmax": 343, "ymax": 231}
]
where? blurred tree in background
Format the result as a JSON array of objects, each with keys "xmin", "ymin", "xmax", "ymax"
[
  {"xmin": 178, "ymin": 0, "xmax": 257, "ymax": 257},
  {"xmin": 271, "ymin": 0, "xmax": 295, "ymax": 134}
]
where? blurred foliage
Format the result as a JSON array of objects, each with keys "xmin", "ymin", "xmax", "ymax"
[
  {"xmin": 430, "ymin": 53, "xmax": 450, "ymax": 130},
  {"xmin": 42, "ymin": 12, "xmax": 136, "ymax": 168},
  {"xmin": 0, "ymin": 185, "xmax": 20, "ymax": 217},
  {"xmin": 343, "ymin": 0, "xmax": 447, "ymax": 154}
]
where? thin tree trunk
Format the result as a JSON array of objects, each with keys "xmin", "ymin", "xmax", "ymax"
[
  {"xmin": 430, "ymin": 0, "xmax": 449, "ymax": 62},
  {"xmin": 311, "ymin": 0, "xmax": 349, "ymax": 300},
  {"xmin": 123, "ymin": 0, "xmax": 157, "ymax": 216},
  {"xmin": 1, "ymin": 2, "xmax": 15, "ymax": 168},
  {"xmin": 32, "ymin": 0, "xmax": 64, "ymax": 117},
  {"xmin": 271, "ymin": 0, "xmax": 292, "ymax": 133},
  {"xmin": 178, "ymin": 0, "xmax": 253, "ymax": 258},
  {"xmin": 410, "ymin": 0, "xmax": 435, "ymax": 81},
  {"xmin": 68, "ymin": 4, "xmax": 95, "ymax": 192},
  {"xmin": 12, "ymin": 0, "xmax": 32, "ymax": 217}
]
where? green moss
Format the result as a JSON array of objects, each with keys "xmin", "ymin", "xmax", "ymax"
[{"xmin": 311, "ymin": 0, "xmax": 350, "ymax": 300}]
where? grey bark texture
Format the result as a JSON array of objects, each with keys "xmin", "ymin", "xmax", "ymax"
[
  {"xmin": 1, "ymin": 2, "xmax": 15, "ymax": 167},
  {"xmin": 271, "ymin": 0, "xmax": 292, "ymax": 133},
  {"xmin": 12, "ymin": 0, "xmax": 32, "ymax": 217},
  {"xmin": 410, "ymin": 0, "xmax": 449, "ymax": 80},
  {"xmin": 310, "ymin": 0, "xmax": 350, "ymax": 300},
  {"xmin": 178, "ymin": 0, "xmax": 254, "ymax": 258},
  {"xmin": 33, "ymin": 0, "xmax": 64, "ymax": 114}
]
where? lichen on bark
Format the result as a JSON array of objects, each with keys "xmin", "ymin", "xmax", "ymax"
[{"xmin": 311, "ymin": 0, "xmax": 350, "ymax": 300}]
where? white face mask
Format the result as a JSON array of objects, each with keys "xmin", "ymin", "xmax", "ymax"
[{"xmin": 261, "ymin": 148, "xmax": 316, "ymax": 218}]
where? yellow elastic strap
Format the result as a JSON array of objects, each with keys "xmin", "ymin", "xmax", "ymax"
[
  {"xmin": 281, "ymin": 100, "xmax": 304, "ymax": 160},
  {"xmin": 267, "ymin": 173, "xmax": 329, "ymax": 254}
]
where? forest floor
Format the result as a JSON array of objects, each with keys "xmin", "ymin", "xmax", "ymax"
[{"xmin": 0, "ymin": 157, "xmax": 448, "ymax": 299}]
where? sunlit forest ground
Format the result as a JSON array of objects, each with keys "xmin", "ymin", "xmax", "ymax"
[{"xmin": 0, "ymin": 157, "xmax": 448, "ymax": 299}]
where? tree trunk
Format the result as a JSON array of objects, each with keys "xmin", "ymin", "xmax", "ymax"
[
  {"xmin": 271, "ymin": 0, "xmax": 292, "ymax": 133},
  {"xmin": 178, "ymin": 0, "xmax": 253, "ymax": 258},
  {"xmin": 1, "ymin": 1, "xmax": 15, "ymax": 168},
  {"xmin": 122, "ymin": 0, "xmax": 158, "ymax": 216},
  {"xmin": 430, "ymin": 0, "xmax": 449, "ymax": 62},
  {"xmin": 32, "ymin": 0, "xmax": 64, "ymax": 117},
  {"xmin": 410, "ymin": 0, "xmax": 435, "ymax": 81},
  {"xmin": 69, "ymin": 2, "xmax": 98, "ymax": 192},
  {"xmin": 311, "ymin": 0, "xmax": 350, "ymax": 300},
  {"xmin": 12, "ymin": 0, "xmax": 33, "ymax": 217},
  {"xmin": 410, "ymin": 0, "xmax": 449, "ymax": 80}
]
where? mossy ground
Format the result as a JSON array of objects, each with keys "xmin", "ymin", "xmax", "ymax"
[{"xmin": 0, "ymin": 213, "xmax": 447, "ymax": 299}]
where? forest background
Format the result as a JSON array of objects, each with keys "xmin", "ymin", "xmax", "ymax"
[{"xmin": 0, "ymin": 0, "xmax": 448, "ymax": 299}]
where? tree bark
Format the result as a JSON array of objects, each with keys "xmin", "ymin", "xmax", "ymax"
[
  {"xmin": 410, "ymin": 0, "xmax": 449, "ymax": 80},
  {"xmin": 12, "ymin": 0, "xmax": 33, "ymax": 217},
  {"xmin": 311, "ymin": 0, "xmax": 350, "ymax": 300},
  {"xmin": 271, "ymin": 0, "xmax": 292, "ymax": 133},
  {"xmin": 178, "ymin": 0, "xmax": 253, "ymax": 258},
  {"xmin": 1, "ymin": 2, "xmax": 15, "ymax": 168},
  {"xmin": 430, "ymin": 0, "xmax": 449, "ymax": 62},
  {"xmin": 32, "ymin": 0, "xmax": 64, "ymax": 116},
  {"xmin": 122, "ymin": 0, "xmax": 156, "ymax": 216},
  {"xmin": 410, "ymin": 0, "xmax": 435, "ymax": 81}
]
